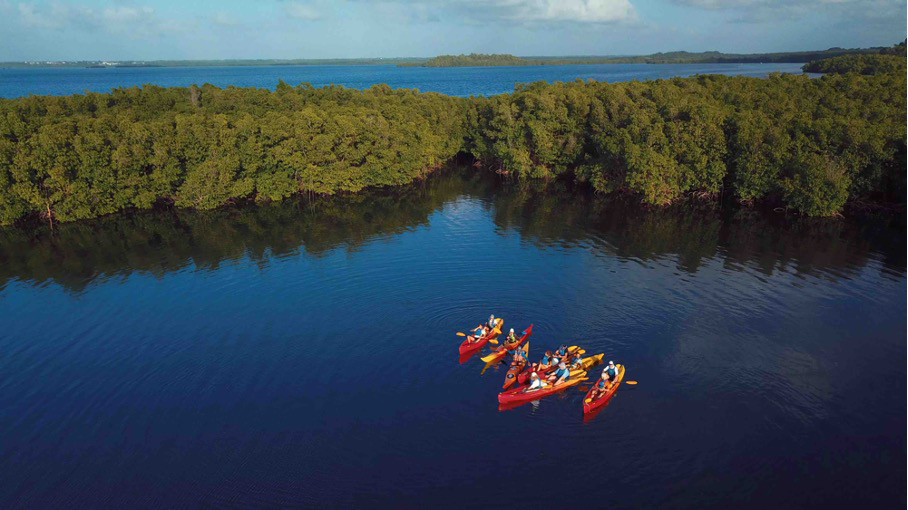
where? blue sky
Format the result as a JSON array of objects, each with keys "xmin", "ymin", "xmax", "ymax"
[{"xmin": 0, "ymin": 0, "xmax": 905, "ymax": 60}]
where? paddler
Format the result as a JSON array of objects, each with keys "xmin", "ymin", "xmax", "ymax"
[
  {"xmin": 526, "ymin": 370, "xmax": 546, "ymax": 391},
  {"xmin": 470, "ymin": 324, "xmax": 487, "ymax": 343},
  {"xmin": 555, "ymin": 344, "xmax": 569, "ymax": 359},
  {"xmin": 512, "ymin": 348, "xmax": 528, "ymax": 365},
  {"xmin": 588, "ymin": 362, "xmax": 618, "ymax": 399},
  {"xmin": 547, "ymin": 362, "xmax": 570, "ymax": 386},
  {"xmin": 534, "ymin": 350, "xmax": 554, "ymax": 372},
  {"xmin": 504, "ymin": 328, "xmax": 519, "ymax": 345},
  {"xmin": 569, "ymin": 350, "xmax": 585, "ymax": 369},
  {"xmin": 487, "ymin": 314, "xmax": 498, "ymax": 329},
  {"xmin": 604, "ymin": 360, "xmax": 618, "ymax": 381}
]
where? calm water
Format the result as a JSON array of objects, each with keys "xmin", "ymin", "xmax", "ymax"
[
  {"xmin": 0, "ymin": 62, "xmax": 811, "ymax": 98},
  {"xmin": 0, "ymin": 169, "xmax": 904, "ymax": 508}
]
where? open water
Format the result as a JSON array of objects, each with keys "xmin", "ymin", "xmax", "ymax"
[
  {"xmin": 0, "ymin": 62, "xmax": 811, "ymax": 98},
  {"xmin": 0, "ymin": 169, "xmax": 904, "ymax": 508}
]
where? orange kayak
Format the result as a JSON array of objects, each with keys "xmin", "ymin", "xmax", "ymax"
[
  {"xmin": 480, "ymin": 324, "xmax": 533, "ymax": 364},
  {"xmin": 502, "ymin": 342, "xmax": 530, "ymax": 389},
  {"xmin": 498, "ymin": 368, "xmax": 587, "ymax": 404},
  {"xmin": 583, "ymin": 364, "xmax": 625, "ymax": 414}
]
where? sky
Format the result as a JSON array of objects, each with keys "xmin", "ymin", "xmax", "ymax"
[{"xmin": 0, "ymin": 0, "xmax": 905, "ymax": 61}]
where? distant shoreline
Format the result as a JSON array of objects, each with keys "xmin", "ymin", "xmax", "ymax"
[{"xmin": 0, "ymin": 46, "xmax": 890, "ymax": 69}]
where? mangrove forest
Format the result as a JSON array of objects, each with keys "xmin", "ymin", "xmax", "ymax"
[{"xmin": 0, "ymin": 53, "xmax": 905, "ymax": 226}]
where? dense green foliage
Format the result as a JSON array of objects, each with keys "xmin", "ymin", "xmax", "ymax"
[
  {"xmin": 412, "ymin": 54, "xmax": 531, "ymax": 67},
  {"xmin": 0, "ymin": 82, "xmax": 465, "ymax": 224},
  {"xmin": 464, "ymin": 72, "xmax": 905, "ymax": 216},
  {"xmin": 802, "ymin": 54, "xmax": 907, "ymax": 75},
  {"xmin": 1, "ymin": 66, "xmax": 905, "ymax": 225}
]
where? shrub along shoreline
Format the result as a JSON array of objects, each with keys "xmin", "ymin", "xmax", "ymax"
[{"xmin": 0, "ymin": 62, "xmax": 904, "ymax": 226}]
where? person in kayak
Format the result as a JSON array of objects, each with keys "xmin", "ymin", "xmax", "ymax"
[
  {"xmin": 569, "ymin": 350, "xmax": 585, "ymax": 369},
  {"xmin": 526, "ymin": 371, "xmax": 546, "ymax": 391},
  {"xmin": 504, "ymin": 328, "xmax": 519, "ymax": 345},
  {"xmin": 589, "ymin": 362, "xmax": 619, "ymax": 399},
  {"xmin": 537, "ymin": 350, "xmax": 554, "ymax": 370},
  {"xmin": 512, "ymin": 348, "xmax": 528, "ymax": 365},
  {"xmin": 604, "ymin": 360, "xmax": 618, "ymax": 381},
  {"xmin": 588, "ymin": 368, "xmax": 612, "ymax": 400},
  {"xmin": 469, "ymin": 324, "xmax": 488, "ymax": 343},
  {"xmin": 547, "ymin": 362, "xmax": 570, "ymax": 386},
  {"xmin": 488, "ymin": 315, "xmax": 498, "ymax": 329}
]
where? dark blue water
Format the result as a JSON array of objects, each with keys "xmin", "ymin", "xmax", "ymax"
[
  {"xmin": 0, "ymin": 170, "xmax": 904, "ymax": 508},
  {"xmin": 0, "ymin": 62, "xmax": 811, "ymax": 98}
]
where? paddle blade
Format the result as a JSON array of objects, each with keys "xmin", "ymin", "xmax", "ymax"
[
  {"xmin": 456, "ymin": 332, "xmax": 466, "ymax": 336},
  {"xmin": 488, "ymin": 339, "xmax": 499, "ymax": 345},
  {"xmin": 626, "ymin": 381, "xmax": 637, "ymax": 385}
]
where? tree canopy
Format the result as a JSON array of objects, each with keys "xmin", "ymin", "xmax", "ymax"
[{"xmin": 0, "ymin": 65, "xmax": 904, "ymax": 226}]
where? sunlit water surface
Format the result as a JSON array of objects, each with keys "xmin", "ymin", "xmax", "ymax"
[
  {"xmin": 0, "ymin": 170, "xmax": 904, "ymax": 508},
  {"xmin": 0, "ymin": 62, "xmax": 812, "ymax": 98}
]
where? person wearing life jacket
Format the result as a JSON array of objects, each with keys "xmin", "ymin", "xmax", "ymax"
[
  {"xmin": 487, "ymin": 314, "xmax": 498, "ymax": 329},
  {"xmin": 511, "ymin": 348, "xmax": 527, "ymax": 366},
  {"xmin": 569, "ymin": 350, "xmax": 585, "ymax": 370},
  {"xmin": 547, "ymin": 362, "xmax": 570, "ymax": 386},
  {"xmin": 470, "ymin": 324, "xmax": 487, "ymax": 343},
  {"xmin": 505, "ymin": 328, "xmax": 519, "ymax": 345},
  {"xmin": 535, "ymin": 350, "xmax": 554, "ymax": 371},
  {"xmin": 604, "ymin": 360, "xmax": 618, "ymax": 381},
  {"xmin": 588, "ymin": 367, "xmax": 612, "ymax": 400},
  {"xmin": 589, "ymin": 362, "xmax": 619, "ymax": 400}
]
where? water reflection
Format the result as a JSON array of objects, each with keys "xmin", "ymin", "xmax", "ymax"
[{"xmin": 0, "ymin": 167, "xmax": 903, "ymax": 293}]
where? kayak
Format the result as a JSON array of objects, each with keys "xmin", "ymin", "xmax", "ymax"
[
  {"xmin": 502, "ymin": 342, "xmax": 530, "ymax": 390},
  {"xmin": 516, "ymin": 347, "xmax": 593, "ymax": 385},
  {"xmin": 583, "ymin": 364, "xmax": 625, "ymax": 414},
  {"xmin": 480, "ymin": 324, "xmax": 533, "ymax": 364},
  {"xmin": 497, "ymin": 368, "xmax": 587, "ymax": 404},
  {"xmin": 459, "ymin": 318, "xmax": 503, "ymax": 354}
]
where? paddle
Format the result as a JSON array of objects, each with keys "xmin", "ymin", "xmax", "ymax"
[{"xmin": 625, "ymin": 381, "xmax": 637, "ymax": 385}]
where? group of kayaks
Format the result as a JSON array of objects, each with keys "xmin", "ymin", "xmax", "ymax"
[{"xmin": 458, "ymin": 317, "xmax": 625, "ymax": 416}]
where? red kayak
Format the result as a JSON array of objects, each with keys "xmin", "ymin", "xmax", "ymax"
[
  {"xmin": 497, "ymin": 368, "xmax": 587, "ymax": 404},
  {"xmin": 459, "ymin": 318, "xmax": 503, "ymax": 355},
  {"xmin": 481, "ymin": 325, "xmax": 533, "ymax": 364},
  {"xmin": 583, "ymin": 364, "xmax": 625, "ymax": 414},
  {"xmin": 516, "ymin": 346, "xmax": 585, "ymax": 385},
  {"xmin": 502, "ymin": 342, "xmax": 530, "ymax": 390}
]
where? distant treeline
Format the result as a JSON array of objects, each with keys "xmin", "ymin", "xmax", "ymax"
[
  {"xmin": 0, "ymin": 53, "xmax": 905, "ymax": 225},
  {"xmin": 407, "ymin": 54, "xmax": 531, "ymax": 67},
  {"xmin": 402, "ymin": 45, "xmax": 900, "ymax": 67},
  {"xmin": 802, "ymin": 54, "xmax": 906, "ymax": 75}
]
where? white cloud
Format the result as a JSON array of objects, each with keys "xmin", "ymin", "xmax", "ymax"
[
  {"xmin": 212, "ymin": 11, "xmax": 239, "ymax": 27},
  {"xmin": 494, "ymin": 0, "xmax": 636, "ymax": 23},
  {"xmin": 670, "ymin": 0, "xmax": 904, "ymax": 27},
  {"xmin": 102, "ymin": 6, "xmax": 154, "ymax": 24},
  {"xmin": 285, "ymin": 1, "xmax": 321, "ymax": 21},
  {"xmin": 349, "ymin": 0, "xmax": 637, "ymax": 24},
  {"xmin": 14, "ymin": 2, "xmax": 188, "ymax": 38}
]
